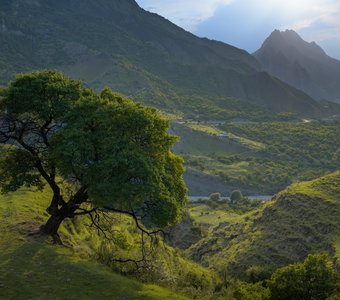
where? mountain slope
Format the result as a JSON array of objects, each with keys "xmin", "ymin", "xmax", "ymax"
[
  {"xmin": 254, "ymin": 29, "xmax": 340, "ymax": 103},
  {"xmin": 0, "ymin": 189, "xmax": 187, "ymax": 300},
  {"xmin": 0, "ymin": 0, "xmax": 330, "ymax": 117},
  {"xmin": 189, "ymin": 171, "xmax": 340, "ymax": 279}
]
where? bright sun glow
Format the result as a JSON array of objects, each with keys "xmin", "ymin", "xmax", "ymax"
[
  {"xmin": 268, "ymin": 0, "xmax": 314, "ymax": 11},
  {"xmin": 255, "ymin": 0, "xmax": 319, "ymax": 17}
]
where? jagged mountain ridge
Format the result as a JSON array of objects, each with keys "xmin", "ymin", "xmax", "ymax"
[
  {"xmin": 0, "ymin": 0, "xmax": 331, "ymax": 116},
  {"xmin": 254, "ymin": 29, "xmax": 340, "ymax": 103}
]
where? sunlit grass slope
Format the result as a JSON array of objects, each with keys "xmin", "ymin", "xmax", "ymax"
[
  {"xmin": 188, "ymin": 204, "xmax": 254, "ymax": 228},
  {"xmin": 189, "ymin": 171, "xmax": 340, "ymax": 280},
  {"xmin": 0, "ymin": 189, "xmax": 187, "ymax": 300}
]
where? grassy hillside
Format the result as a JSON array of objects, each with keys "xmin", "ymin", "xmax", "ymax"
[
  {"xmin": 1, "ymin": 162, "xmax": 339, "ymax": 299},
  {"xmin": 0, "ymin": 189, "xmax": 189, "ymax": 300},
  {"xmin": 188, "ymin": 172, "xmax": 340, "ymax": 280},
  {"xmin": 181, "ymin": 120, "xmax": 340, "ymax": 195},
  {"xmin": 172, "ymin": 122, "xmax": 250, "ymax": 156},
  {"xmin": 0, "ymin": 0, "xmax": 333, "ymax": 118},
  {"xmin": 171, "ymin": 122, "xmax": 262, "ymax": 195}
]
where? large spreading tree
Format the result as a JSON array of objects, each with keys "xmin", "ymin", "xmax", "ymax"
[{"xmin": 0, "ymin": 71, "xmax": 187, "ymax": 243}]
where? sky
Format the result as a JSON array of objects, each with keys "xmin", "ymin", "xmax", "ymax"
[{"xmin": 136, "ymin": 0, "xmax": 340, "ymax": 59}]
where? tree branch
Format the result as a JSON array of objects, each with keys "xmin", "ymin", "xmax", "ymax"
[
  {"xmin": 73, "ymin": 207, "xmax": 97, "ymax": 216},
  {"xmin": 102, "ymin": 206, "xmax": 164, "ymax": 237}
]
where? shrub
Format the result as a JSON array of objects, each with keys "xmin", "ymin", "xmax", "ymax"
[
  {"xmin": 210, "ymin": 192, "xmax": 221, "ymax": 202},
  {"xmin": 234, "ymin": 282, "xmax": 270, "ymax": 300},
  {"xmin": 268, "ymin": 253, "xmax": 337, "ymax": 300},
  {"xmin": 245, "ymin": 265, "xmax": 270, "ymax": 283},
  {"xmin": 230, "ymin": 190, "xmax": 243, "ymax": 203}
]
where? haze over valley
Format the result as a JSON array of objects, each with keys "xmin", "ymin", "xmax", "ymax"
[{"xmin": 0, "ymin": 1, "xmax": 339, "ymax": 299}]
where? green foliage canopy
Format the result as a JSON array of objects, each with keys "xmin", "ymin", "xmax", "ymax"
[
  {"xmin": 268, "ymin": 254, "xmax": 338, "ymax": 300},
  {"xmin": 230, "ymin": 190, "xmax": 243, "ymax": 203},
  {"xmin": 51, "ymin": 88, "xmax": 187, "ymax": 227},
  {"xmin": 0, "ymin": 71, "xmax": 187, "ymax": 238},
  {"xmin": 209, "ymin": 192, "xmax": 221, "ymax": 202}
]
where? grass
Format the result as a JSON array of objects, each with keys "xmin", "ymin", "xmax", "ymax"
[
  {"xmin": 224, "ymin": 162, "xmax": 251, "ymax": 177},
  {"xmin": 188, "ymin": 172, "xmax": 340, "ymax": 280},
  {"xmin": 186, "ymin": 123, "xmax": 224, "ymax": 136},
  {"xmin": 0, "ymin": 237, "xmax": 186, "ymax": 300},
  {"xmin": 183, "ymin": 155, "xmax": 251, "ymax": 181},
  {"xmin": 281, "ymin": 171, "xmax": 340, "ymax": 203},
  {"xmin": 172, "ymin": 122, "xmax": 249, "ymax": 156},
  {"xmin": 177, "ymin": 121, "xmax": 309, "ymax": 194},
  {"xmin": 0, "ymin": 188, "xmax": 188, "ymax": 300},
  {"xmin": 334, "ymin": 237, "xmax": 340, "ymax": 265},
  {"xmin": 188, "ymin": 204, "xmax": 247, "ymax": 227},
  {"xmin": 228, "ymin": 134, "xmax": 266, "ymax": 151},
  {"xmin": 1, "ymin": 169, "xmax": 338, "ymax": 299},
  {"xmin": 184, "ymin": 122, "xmax": 266, "ymax": 151}
]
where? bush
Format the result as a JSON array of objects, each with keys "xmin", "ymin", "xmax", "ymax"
[
  {"xmin": 245, "ymin": 265, "xmax": 270, "ymax": 283},
  {"xmin": 206, "ymin": 200, "xmax": 219, "ymax": 209},
  {"xmin": 234, "ymin": 282, "xmax": 270, "ymax": 300},
  {"xmin": 268, "ymin": 253, "xmax": 338, "ymax": 300},
  {"xmin": 230, "ymin": 190, "xmax": 243, "ymax": 203},
  {"xmin": 209, "ymin": 192, "xmax": 221, "ymax": 202}
]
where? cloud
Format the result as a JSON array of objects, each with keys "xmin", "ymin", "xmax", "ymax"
[
  {"xmin": 136, "ymin": 0, "xmax": 233, "ymax": 31},
  {"xmin": 286, "ymin": 0, "xmax": 340, "ymax": 53},
  {"xmin": 287, "ymin": 1, "xmax": 340, "ymax": 31}
]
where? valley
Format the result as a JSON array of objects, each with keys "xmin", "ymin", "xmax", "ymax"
[
  {"xmin": 1, "ymin": 172, "xmax": 339, "ymax": 299},
  {"xmin": 172, "ymin": 119, "xmax": 340, "ymax": 196},
  {"xmin": 0, "ymin": 0, "xmax": 340, "ymax": 299}
]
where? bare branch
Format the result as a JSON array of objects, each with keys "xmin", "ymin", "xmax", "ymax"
[
  {"xmin": 102, "ymin": 206, "xmax": 164, "ymax": 237},
  {"xmin": 73, "ymin": 207, "xmax": 97, "ymax": 216}
]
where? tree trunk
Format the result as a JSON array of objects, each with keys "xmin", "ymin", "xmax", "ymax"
[
  {"xmin": 41, "ymin": 213, "xmax": 65, "ymax": 244},
  {"xmin": 41, "ymin": 186, "xmax": 88, "ymax": 244}
]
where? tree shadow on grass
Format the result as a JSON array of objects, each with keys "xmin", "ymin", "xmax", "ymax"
[{"xmin": 0, "ymin": 236, "xmax": 183, "ymax": 300}]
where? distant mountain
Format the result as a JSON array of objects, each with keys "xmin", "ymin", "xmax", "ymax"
[
  {"xmin": 0, "ymin": 0, "xmax": 333, "ymax": 117},
  {"xmin": 254, "ymin": 29, "xmax": 340, "ymax": 103}
]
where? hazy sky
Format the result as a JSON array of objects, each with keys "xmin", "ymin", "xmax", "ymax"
[{"xmin": 136, "ymin": 0, "xmax": 340, "ymax": 59}]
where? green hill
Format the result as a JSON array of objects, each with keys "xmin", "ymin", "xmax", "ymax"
[
  {"xmin": 188, "ymin": 171, "xmax": 340, "ymax": 280},
  {"xmin": 1, "ymin": 158, "xmax": 339, "ymax": 299},
  {"xmin": 0, "ymin": 189, "xmax": 188, "ymax": 300},
  {"xmin": 0, "ymin": 0, "xmax": 333, "ymax": 118}
]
